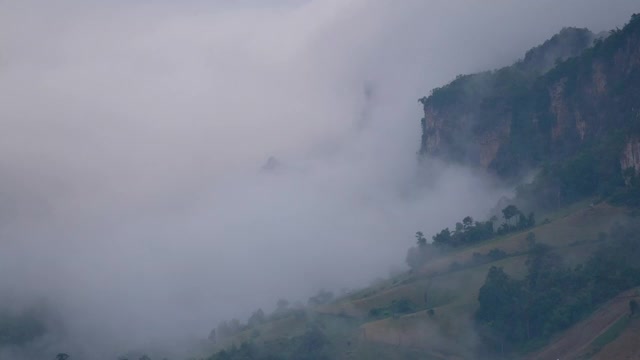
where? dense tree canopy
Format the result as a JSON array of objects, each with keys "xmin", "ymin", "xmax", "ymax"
[{"xmin": 476, "ymin": 222, "xmax": 640, "ymax": 352}]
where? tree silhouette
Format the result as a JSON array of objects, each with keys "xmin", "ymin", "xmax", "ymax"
[
  {"xmin": 415, "ymin": 231, "xmax": 427, "ymax": 247},
  {"xmin": 55, "ymin": 354, "xmax": 70, "ymax": 360},
  {"xmin": 432, "ymin": 228, "xmax": 452, "ymax": 246},
  {"xmin": 462, "ymin": 216, "xmax": 474, "ymax": 229},
  {"xmin": 501, "ymin": 205, "xmax": 520, "ymax": 225}
]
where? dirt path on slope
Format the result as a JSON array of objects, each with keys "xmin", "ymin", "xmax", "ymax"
[
  {"xmin": 526, "ymin": 288, "xmax": 639, "ymax": 360},
  {"xmin": 591, "ymin": 316, "xmax": 640, "ymax": 360}
]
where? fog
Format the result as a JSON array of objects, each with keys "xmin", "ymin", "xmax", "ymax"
[{"xmin": 0, "ymin": 0, "xmax": 637, "ymax": 358}]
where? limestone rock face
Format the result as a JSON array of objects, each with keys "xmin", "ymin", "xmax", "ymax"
[{"xmin": 418, "ymin": 19, "xmax": 640, "ymax": 179}]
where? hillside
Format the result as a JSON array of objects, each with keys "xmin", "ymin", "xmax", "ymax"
[
  {"xmin": 525, "ymin": 287, "xmax": 640, "ymax": 360},
  {"xmin": 205, "ymin": 201, "xmax": 635, "ymax": 360},
  {"xmin": 202, "ymin": 15, "xmax": 640, "ymax": 360}
]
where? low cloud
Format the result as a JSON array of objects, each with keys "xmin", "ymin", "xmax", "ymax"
[{"xmin": 0, "ymin": 0, "xmax": 636, "ymax": 358}]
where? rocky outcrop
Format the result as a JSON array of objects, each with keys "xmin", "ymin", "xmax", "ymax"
[
  {"xmin": 549, "ymin": 78, "xmax": 570, "ymax": 140},
  {"xmin": 419, "ymin": 15, "xmax": 640, "ymax": 179},
  {"xmin": 419, "ymin": 107, "xmax": 441, "ymax": 156}
]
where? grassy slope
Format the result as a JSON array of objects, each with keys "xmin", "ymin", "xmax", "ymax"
[
  {"xmin": 525, "ymin": 288, "xmax": 640, "ymax": 360},
  {"xmin": 590, "ymin": 312, "xmax": 640, "ymax": 359},
  {"xmin": 215, "ymin": 202, "xmax": 632, "ymax": 359}
]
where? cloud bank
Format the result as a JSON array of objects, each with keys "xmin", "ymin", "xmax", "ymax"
[{"xmin": 0, "ymin": 0, "xmax": 637, "ymax": 358}]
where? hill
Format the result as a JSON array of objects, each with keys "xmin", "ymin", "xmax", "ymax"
[
  {"xmin": 203, "ymin": 14, "xmax": 640, "ymax": 360},
  {"xmin": 205, "ymin": 201, "xmax": 635, "ymax": 360},
  {"xmin": 525, "ymin": 287, "xmax": 640, "ymax": 360}
]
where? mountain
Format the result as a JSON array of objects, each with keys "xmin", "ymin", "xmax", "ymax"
[
  {"xmin": 196, "ymin": 14, "xmax": 640, "ymax": 360},
  {"xmin": 419, "ymin": 15, "xmax": 640, "ymax": 202}
]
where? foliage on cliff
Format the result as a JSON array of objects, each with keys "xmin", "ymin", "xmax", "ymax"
[{"xmin": 420, "ymin": 15, "xmax": 640, "ymax": 209}]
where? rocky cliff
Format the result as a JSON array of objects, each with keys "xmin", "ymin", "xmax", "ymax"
[{"xmin": 419, "ymin": 16, "xmax": 640, "ymax": 181}]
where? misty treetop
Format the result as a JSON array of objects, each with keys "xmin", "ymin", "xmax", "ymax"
[{"xmin": 407, "ymin": 205, "xmax": 535, "ymax": 269}]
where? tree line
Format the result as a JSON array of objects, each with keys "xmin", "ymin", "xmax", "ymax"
[
  {"xmin": 475, "ymin": 222, "xmax": 640, "ymax": 355},
  {"xmin": 407, "ymin": 205, "xmax": 535, "ymax": 269}
]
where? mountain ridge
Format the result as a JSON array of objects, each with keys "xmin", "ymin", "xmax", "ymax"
[{"xmin": 419, "ymin": 15, "xmax": 640, "ymax": 186}]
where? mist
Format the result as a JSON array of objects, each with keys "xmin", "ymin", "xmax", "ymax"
[{"xmin": 0, "ymin": 0, "xmax": 637, "ymax": 358}]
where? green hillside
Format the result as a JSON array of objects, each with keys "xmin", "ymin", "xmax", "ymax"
[{"xmin": 204, "ymin": 201, "xmax": 636, "ymax": 360}]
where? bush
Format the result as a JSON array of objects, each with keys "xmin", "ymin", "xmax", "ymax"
[{"xmin": 368, "ymin": 299, "xmax": 417, "ymax": 318}]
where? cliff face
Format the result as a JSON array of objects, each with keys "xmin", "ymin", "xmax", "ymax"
[{"xmin": 419, "ymin": 16, "xmax": 640, "ymax": 179}]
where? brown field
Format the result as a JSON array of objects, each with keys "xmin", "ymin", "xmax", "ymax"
[
  {"xmin": 526, "ymin": 288, "xmax": 640, "ymax": 360},
  {"xmin": 591, "ymin": 315, "xmax": 640, "ymax": 360}
]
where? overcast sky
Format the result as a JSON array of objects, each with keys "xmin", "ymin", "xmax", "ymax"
[{"xmin": 0, "ymin": 0, "xmax": 638, "ymax": 358}]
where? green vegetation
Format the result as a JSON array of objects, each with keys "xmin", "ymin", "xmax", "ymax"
[
  {"xmin": 475, "ymin": 222, "xmax": 640, "ymax": 354},
  {"xmin": 419, "ymin": 27, "xmax": 597, "ymax": 173},
  {"xmin": 368, "ymin": 299, "xmax": 418, "ymax": 318},
  {"xmin": 407, "ymin": 205, "xmax": 534, "ymax": 270},
  {"xmin": 201, "ymin": 201, "xmax": 632, "ymax": 360}
]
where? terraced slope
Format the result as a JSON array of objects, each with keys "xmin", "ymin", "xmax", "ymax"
[
  {"xmin": 212, "ymin": 203, "xmax": 633, "ymax": 359},
  {"xmin": 527, "ymin": 288, "xmax": 640, "ymax": 360}
]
